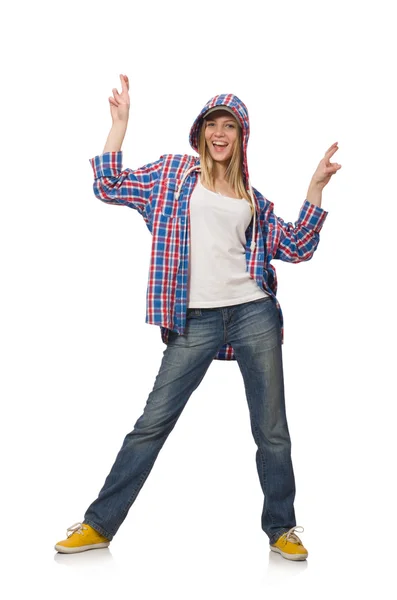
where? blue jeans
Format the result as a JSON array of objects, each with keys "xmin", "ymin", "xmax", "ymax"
[{"xmin": 84, "ymin": 296, "xmax": 296, "ymax": 544}]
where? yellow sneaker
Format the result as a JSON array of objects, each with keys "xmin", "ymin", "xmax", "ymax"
[
  {"xmin": 55, "ymin": 522, "xmax": 110, "ymax": 554},
  {"xmin": 270, "ymin": 526, "xmax": 308, "ymax": 561}
]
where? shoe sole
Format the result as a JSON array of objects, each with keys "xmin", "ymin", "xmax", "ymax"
[
  {"xmin": 270, "ymin": 546, "xmax": 308, "ymax": 561},
  {"xmin": 54, "ymin": 542, "xmax": 110, "ymax": 554}
]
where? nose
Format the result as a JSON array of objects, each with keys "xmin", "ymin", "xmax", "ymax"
[{"xmin": 213, "ymin": 125, "xmax": 225, "ymax": 137}]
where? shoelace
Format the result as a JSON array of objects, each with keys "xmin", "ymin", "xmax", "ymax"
[
  {"xmin": 283, "ymin": 526, "xmax": 304, "ymax": 545},
  {"xmin": 66, "ymin": 522, "xmax": 87, "ymax": 537}
]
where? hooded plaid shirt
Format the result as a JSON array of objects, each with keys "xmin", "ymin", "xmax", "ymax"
[{"xmin": 89, "ymin": 95, "xmax": 328, "ymax": 361}]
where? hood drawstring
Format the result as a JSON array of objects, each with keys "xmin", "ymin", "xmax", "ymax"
[
  {"xmin": 188, "ymin": 94, "xmax": 256, "ymax": 252},
  {"xmin": 248, "ymin": 181, "xmax": 256, "ymax": 252},
  {"xmin": 175, "ymin": 165, "xmax": 201, "ymax": 201},
  {"xmin": 175, "ymin": 165, "xmax": 257, "ymax": 253}
]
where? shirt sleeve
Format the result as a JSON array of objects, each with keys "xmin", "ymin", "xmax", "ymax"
[
  {"xmin": 271, "ymin": 199, "xmax": 328, "ymax": 263},
  {"xmin": 89, "ymin": 151, "xmax": 163, "ymax": 215}
]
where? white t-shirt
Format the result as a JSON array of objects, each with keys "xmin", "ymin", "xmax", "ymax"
[{"xmin": 187, "ymin": 179, "xmax": 268, "ymax": 308}]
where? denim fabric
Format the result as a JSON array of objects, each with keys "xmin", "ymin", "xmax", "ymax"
[{"xmin": 84, "ymin": 296, "xmax": 296, "ymax": 543}]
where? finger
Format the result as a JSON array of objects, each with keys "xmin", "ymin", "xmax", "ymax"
[
  {"xmin": 120, "ymin": 75, "xmax": 130, "ymax": 92},
  {"xmin": 109, "ymin": 97, "xmax": 118, "ymax": 106},
  {"xmin": 325, "ymin": 142, "xmax": 338, "ymax": 153},
  {"xmin": 120, "ymin": 74, "xmax": 128, "ymax": 93},
  {"xmin": 325, "ymin": 141, "xmax": 338, "ymax": 151},
  {"xmin": 112, "ymin": 87, "xmax": 122, "ymax": 101},
  {"xmin": 324, "ymin": 164, "xmax": 341, "ymax": 174},
  {"xmin": 324, "ymin": 146, "xmax": 339, "ymax": 161}
]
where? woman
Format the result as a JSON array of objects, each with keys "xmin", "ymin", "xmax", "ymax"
[{"xmin": 55, "ymin": 75, "xmax": 341, "ymax": 560}]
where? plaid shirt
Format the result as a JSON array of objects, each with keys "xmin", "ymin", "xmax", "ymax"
[
  {"xmin": 90, "ymin": 92, "xmax": 327, "ymax": 361},
  {"xmin": 89, "ymin": 150, "xmax": 328, "ymax": 360}
]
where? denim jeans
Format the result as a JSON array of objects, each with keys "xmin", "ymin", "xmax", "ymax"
[{"xmin": 84, "ymin": 296, "xmax": 296, "ymax": 544}]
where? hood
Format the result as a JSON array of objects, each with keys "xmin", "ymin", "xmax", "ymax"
[
  {"xmin": 188, "ymin": 94, "xmax": 257, "ymax": 252},
  {"xmin": 189, "ymin": 94, "xmax": 251, "ymax": 190}
]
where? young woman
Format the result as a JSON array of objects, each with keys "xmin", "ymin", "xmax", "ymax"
[{"xmin": 55, "ymin": 74, "xmax": 341, "ymax": 561}]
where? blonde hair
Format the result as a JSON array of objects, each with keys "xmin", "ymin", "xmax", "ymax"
[{"xmin": 198, "ymin": 119, "xmax": 254, "ymax": 213}]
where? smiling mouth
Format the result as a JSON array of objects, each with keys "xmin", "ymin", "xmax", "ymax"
[{"xmin": 213, "ymin": 142, "xmax": 228, "ymax": 151}]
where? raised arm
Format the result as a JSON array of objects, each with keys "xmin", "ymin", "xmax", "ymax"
[
  {"xmin": 268, "ymin": 143, "xmax": 341, "ymax": 262},
  {"xmin": 103, "ymin": 74, "xmax": 130, "ymax": 153},
  {"xmin": 89, "ymin": 75, "xmax": 162, "ymax": 218}
]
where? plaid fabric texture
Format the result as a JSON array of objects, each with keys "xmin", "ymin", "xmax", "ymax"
[{"xmin": 89, "ymin": 95, "xmax": 328, "ymax": 360}]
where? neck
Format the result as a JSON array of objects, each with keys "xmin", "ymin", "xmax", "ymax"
[{"xmin": 213, "ymin": 161, "xmax": 229, "ymax": 182}]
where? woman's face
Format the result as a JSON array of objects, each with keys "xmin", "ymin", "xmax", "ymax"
[{"xmin": 204, "ymin": 110, "xmax": 239, "ymax": 164}]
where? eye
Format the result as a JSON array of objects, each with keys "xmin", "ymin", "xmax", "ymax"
[{"xmin": 226, "ymin": 123, "xmax": 236, "ymax": 129}]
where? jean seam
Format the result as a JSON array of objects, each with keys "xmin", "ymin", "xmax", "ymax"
[
  {"xmin": 269, "ymin": 528, "xmax": 289, "ymax": 545},
  {"xmin": 244, "ymin": 391, "xmax": 277, "ymax": 528},
  {"xmin": 222, "ymin": 309, "xmax": 228, "ymax": 345},
  {"xmin": 84, "ymin": 298, "xmax": 290, "ymax": 542},
  {"xmin": 83, "ymin": 519, "xmax": 113, "ymax": 541},
  {"xmin": 108, "ymin": 461, "xmax": 159, "ymax": 537}
]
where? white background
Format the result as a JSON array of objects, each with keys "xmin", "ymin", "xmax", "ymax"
[{"xmin": 1, "ymin": 0, "xmax": 396, "ymax": 597}]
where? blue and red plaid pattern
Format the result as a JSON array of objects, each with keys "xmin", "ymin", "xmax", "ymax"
[{"xmin": 89, "ymin": 95, "xmax": 328, "ymax": 360}]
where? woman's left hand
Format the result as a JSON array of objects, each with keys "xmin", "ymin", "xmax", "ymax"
[{"xmin": 311, "ymin": 142, "xmax": 342, "ymax": 189}]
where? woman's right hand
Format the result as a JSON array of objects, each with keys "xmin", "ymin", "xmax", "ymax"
[{"xmin": 108, "ymin": 74, "xmax": 130, "ymax": 124}]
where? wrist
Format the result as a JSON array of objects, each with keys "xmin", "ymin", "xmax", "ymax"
[
  {"xmin": 111, "ymin": 118, "xmax": 129, "ymax": 129},
  {"xmin": 308, "ymin": 178, "xmax": 325, "ymax": 192},
  {"xmin": 306, "ymin": 181, "xmax": 323, "ymax": 207}
]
